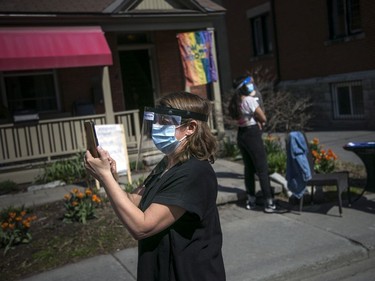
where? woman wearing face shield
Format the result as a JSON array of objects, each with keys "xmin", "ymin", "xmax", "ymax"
[
  {"xmin": 84, "ymin": 91, "xmax": 226, "ymax": 281},
  {"xmin": 228, "ymin": 76, "xmax": 287, "ymax": 213}
]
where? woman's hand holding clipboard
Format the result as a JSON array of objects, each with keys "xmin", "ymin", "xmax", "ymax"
[{"xmin": 84, "ymin": 121, "xmax": 119, "ymax": 181}]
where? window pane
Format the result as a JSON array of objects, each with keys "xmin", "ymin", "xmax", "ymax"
[
  {"xmin": 5, "ymin": 73, "xmax": 57, "ymax": 113},
  {"xmin": 348, "ymin": 0, "xmax": 362, "ymax": 32},
  {"xmin": 330, "ymin": 0, "xmax": 347, "ymax": 38},
  {"xmin": 337, "ymin": 86, "xmax": 351, "ymax": 115},
  {"xmin": 252, "ymin": 17, "xmax": 265, "ymax": 55},
  {"xmin": 351, "ymin": 84, "xmax": 364, "ymax": 115},
  {"xmin": 265, "ymin": 14, "xmax": 273, "ymax": 52}
]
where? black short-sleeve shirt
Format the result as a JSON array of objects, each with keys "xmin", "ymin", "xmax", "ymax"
[{"xmin": 138, "ymin": 157, "xmax": 226, "ymax": 281}]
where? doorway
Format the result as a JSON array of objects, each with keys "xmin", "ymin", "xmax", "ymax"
[{"xmin": 119, "ymin": 49, "xmax": 155, "ymax": 112}]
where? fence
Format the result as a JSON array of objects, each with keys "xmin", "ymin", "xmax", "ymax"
[{"xmin": 0, "ymin": 110, "xmax": 140, "ymax": 170}]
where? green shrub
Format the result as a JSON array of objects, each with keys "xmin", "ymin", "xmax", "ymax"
[
  {"xmin": 63, "ymin": 188, "xmax": 102, "ymax": 224},
  {"xmin": 0, "ymin": 180, "xmax": 18, "ymax": 195},
  {"xmin": 264, "ymin": 134, "xmax": 283, "ymax": 154},
  {"xmin": 222, "ymin": 140, "xmax": 241, "ymax": 160},
  {"xmin": 35, "ymin": 152, "xmax": 87, "ymax": 184},
  {"xmin": 264, "ymin": 134, "xmax": 287, "ymax": 174},
  {"xmin": 267, "ymin": 152, "xmax": 287, "ymax": 174}
]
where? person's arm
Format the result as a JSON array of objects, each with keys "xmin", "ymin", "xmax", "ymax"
[
  {"xmin": 254, "ymin": 106, "xmax": 267, "ymax": 123},
  {"xmin": 254, "ymin": 106, "xmax": 267, "ymax": 127},
  {"xmin": 85, "ymin": 147, "xmax": 186, "ymax": 240}
]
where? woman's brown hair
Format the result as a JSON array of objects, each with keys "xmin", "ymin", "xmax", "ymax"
[{"xmin": 157, "ymin": 91, "xmax": 218, "ymax": 163}]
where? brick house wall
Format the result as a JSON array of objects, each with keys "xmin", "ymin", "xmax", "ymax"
[
  {"xmin": 221, "ymin": 0, "xmax": 375, "ymax": 130},
  {"xmin": 275, "ymin": 0, "xmax": 375, "ymax": 80},
  {"xmin": 154, "ymin": 30, "xmax": 186, "ymax": 95},
  {"xmin": 274, "ymin": 0, "xmax": 375, "ymax": 130},
  {"xmin": 221, "ymin": 0, "xmax": 277, "ymax": 80}
]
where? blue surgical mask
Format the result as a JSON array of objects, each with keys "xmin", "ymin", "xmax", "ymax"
[
  {"xmin": 152, "ymin": 124, "xmax": 183, "ymax": 155},
  {"xmin": 246, "ymin": 83, "xmax": 254, "ymax": 93}
]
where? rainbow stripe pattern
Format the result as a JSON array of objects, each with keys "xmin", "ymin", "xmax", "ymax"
[{"xmin": 177, "ymin": 31, "xmax": 217, "ymax": 86}]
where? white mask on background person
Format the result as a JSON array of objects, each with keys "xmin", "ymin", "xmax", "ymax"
[{"xmin": 246, "ymin": 82, "xmax": 254, "ymax": 93}]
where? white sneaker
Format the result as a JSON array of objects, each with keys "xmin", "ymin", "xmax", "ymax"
[
  {"xmin": 264, "ymin": 200, "xmax": 288, "ymax": 214},
  {"xmin": 246, "ymin": 195, "xmax": 256, "ymax": 210}
]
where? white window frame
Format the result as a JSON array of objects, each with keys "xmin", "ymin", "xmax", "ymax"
[{"xmin": 332, "ymin": 80, "xmax": 364, "ymax": 119}]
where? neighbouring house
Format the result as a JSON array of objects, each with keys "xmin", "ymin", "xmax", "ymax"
[
  {"xmin": 0, "ymin": 0, "xmax": 229, "ymax": 183},
  {"xmin": 221, "ymin": 0, "xmax": 375, "ymax": 130}
]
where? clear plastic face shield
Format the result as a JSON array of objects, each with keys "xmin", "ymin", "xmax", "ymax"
[
  {"xmin": 136, "ymin": 106, "xmax": 208, "ymax": 170},
  {"xmin": 236, "ymin": 76, "xmax": 255, "ymax": 95}
]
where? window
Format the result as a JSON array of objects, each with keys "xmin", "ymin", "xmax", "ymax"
[
  {"xmin": 2, "ymin": 71, "xmax": 59, "ymax": 114},
  {"xmin": 328, "ymin": 0, "xmax": 362, "ymax": 39},
  {"xmin": 251, "ymin": 14, "xmax": 273, "ymax": 56},
  {"xmin": 332, "ymin": 81, "xmax": 364, "ymax": 119}
]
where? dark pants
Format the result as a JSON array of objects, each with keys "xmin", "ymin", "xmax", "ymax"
[{"xmin": 237, "ymin": 125, "xmax": 273, "ymax": 201}]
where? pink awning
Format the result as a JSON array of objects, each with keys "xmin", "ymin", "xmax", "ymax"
[{"xmin": 0, "ymin": 26, "xmax": 113, "ymax": 71}]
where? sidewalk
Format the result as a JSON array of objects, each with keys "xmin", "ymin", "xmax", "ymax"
[
  {"xmin": 1, "ymin": 130, "xmax": 374, "ymax": 281},
  {"xmin": 1, "ymin": 158, "xmax": 374, "ymax": 281}
]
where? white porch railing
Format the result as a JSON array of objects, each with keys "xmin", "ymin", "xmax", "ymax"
[{"xmin": 0, "ymin": 110, "xmax": 141, "ymax": 170}]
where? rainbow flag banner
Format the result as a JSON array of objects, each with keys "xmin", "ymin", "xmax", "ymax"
[{"xmin": 177, "ymin": 31, "xmax": 217, "ymax": 86}]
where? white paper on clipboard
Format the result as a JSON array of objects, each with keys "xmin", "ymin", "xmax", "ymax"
[{"xmin": 94, "ymin": 124, "xmax": 130, "ymax": 178}]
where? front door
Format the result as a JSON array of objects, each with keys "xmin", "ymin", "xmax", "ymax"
[{"xmin": 119, "ymin": 49, "xmax": 155, "ymax": 112}]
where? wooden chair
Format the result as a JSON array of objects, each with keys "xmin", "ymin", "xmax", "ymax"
[{"xmin": 287, "ymin": 131, "xmax": 350, "ymax": 216}]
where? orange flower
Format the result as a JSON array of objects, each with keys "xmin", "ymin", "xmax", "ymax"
[
  {"xmin": 8, "ymin": 223, "xmax": 15, "ymax": 230},
  {"xmin": 22, "ymin": 220, "xmax": 30, "ymax": 228},
  {"xmin": 1, "ymin": 222, "xmax": 9, "ymax": 230},
  {"xmin": 72, "ymin": 188, "xmax": 79, "ymax": 194},
  {"xmin": 72, "ymin": 201, "xmax": 79, "ymax": 207},
  {"xmin": 20, "ymin": 210, "xmax": 27, "ymax": 216},
  {"xmin": 327, "ymin": 149, "xmax": 337, "ymax": 160},
  {"xmin": 8, "ymin": 212, "xmax": 16, "ymax": 220},
  {"xmin": 15, "ymin": 216, "xmax": 22, "ymax": 222},
  {"xmin": 313, "ymin": 138, "xmax": 319, "ymax": 145},
  {"xmin": 77, "ymin": 192, "xmax": 84, "ymax": 199},
  {"xmin": 64, "ymin": 194, "xmax": 71, "ymax": 200},
  {"xmin": 92, "ymin": 194, "xmax": 101, "ymax": 203},
  {"xmin": 85, "ymin": 188, "xmax": 93, "ymax": 196}
]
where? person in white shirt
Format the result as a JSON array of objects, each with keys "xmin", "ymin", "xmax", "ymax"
[{"xmin": 228, "ymin": 76, "xmax": 285, "ymax": 213}]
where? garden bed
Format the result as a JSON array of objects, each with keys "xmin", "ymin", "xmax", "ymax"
[{"xmin": 0, "ymin": 200, "xmax": 137, "ymax": 281}]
